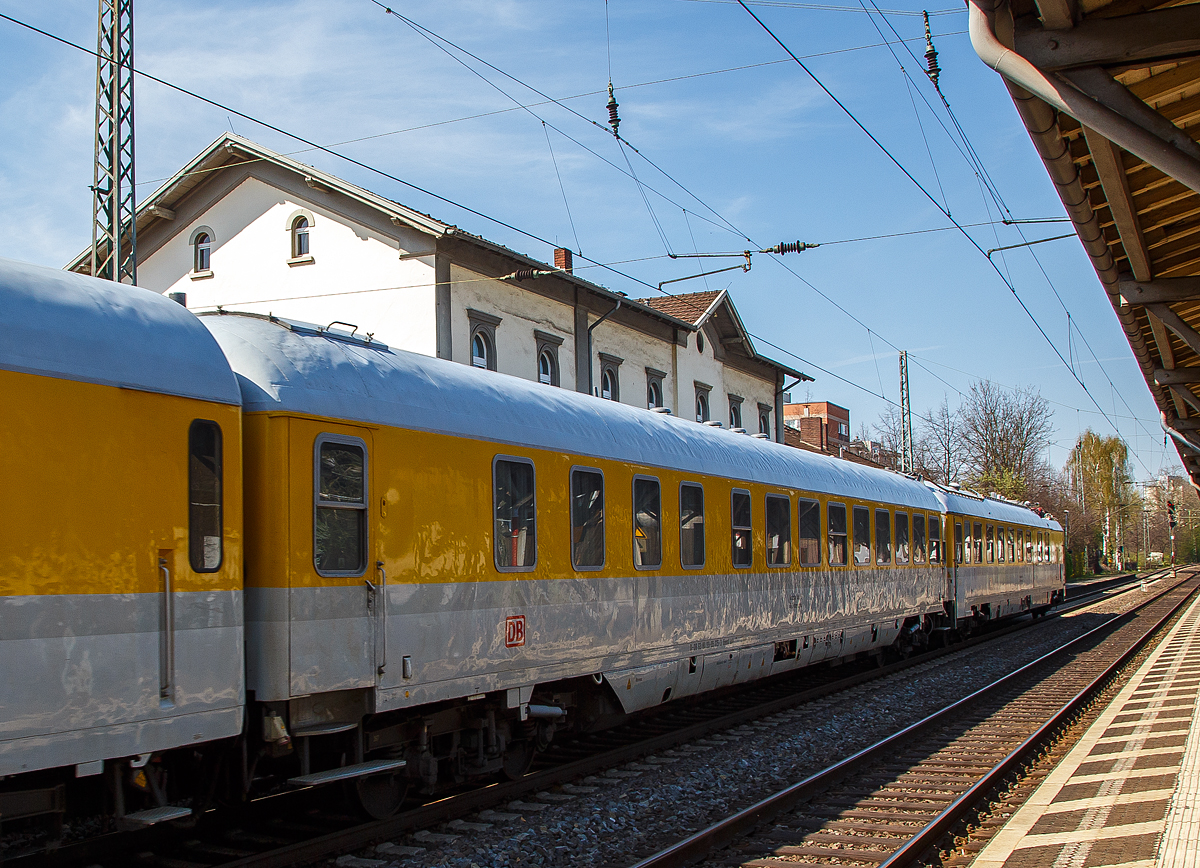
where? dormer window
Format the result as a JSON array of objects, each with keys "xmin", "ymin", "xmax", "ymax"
[
  {"xmin": 291, "ymin": 216, "xmax": 310, "ymax": 258},
  {"xmin": 285, "ymin": 209, "xmax": 315, "ymax": 266},
  {"xmin": 601, "ymin": 369, "xmax": 616, "ymax": 400},
  {"xmin": 538, "ymin": 349, "xmax": 557, "ymax": 385},
  {"xmin": 194, "ymin": 232, "xmax": 211, "ymax": 272},
  {"xmin": 188, "ymin": 226, "xmax": 215, "ymax": 279},
  {"xmin": 472, "ymin": 332, "xmax": 492, "ymax": 369},
  {"xmin": 467, "ymin": 309, "xmax": 501, "ymax": 372},
  {"xmin": 599, "ymin": 353, "xmax": 622, "ymax": 402}
]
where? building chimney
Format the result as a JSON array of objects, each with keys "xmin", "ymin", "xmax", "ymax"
[{"xmin": 554, "ymin": 247, "xmax": 573, "ymax": 274}]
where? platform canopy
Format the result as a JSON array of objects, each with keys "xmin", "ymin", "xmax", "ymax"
[{"xmin": 969, "ymin": 0, "xmax": 1200, "ymax": 484}]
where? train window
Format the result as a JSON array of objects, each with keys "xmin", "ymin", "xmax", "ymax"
[
  {"xmin": 875, "ymin": 509, "xmax": 892, "ymax": 565},
  {"xmin": 188, "ymin": 420, "xmax": 223, "ymax": 572},
  {"xmin": 973, "ymin": 522, "xmax": 983, "ymax": 564},
  {"xmin": 986, "ymin": 525, "xmax": 995, "ymax": 563},
  {"xmin": 1038, "ymin": 533, "xmax": 1044, "ymax": 563},
  {"xmin": 494, "ymin": 457, "xmax": 537, "ymax": 571},
  {"xmin": 895, "ymin": 512, "xmax": 910, "ymax": 564},
  {"xmin": 956, "ymin": 521, "xmax": 964, "ymax": 564},
  {"xmin": 680, "ymin": 483, "xmax": 705, "ymax": 568},
  {"xmin": 571, "ymin": 468, "xmax": 605, "ymax": 569},
  {"xmin": 928, "ymin": 517, "xmax": 941, "ymax": 564},
  {"xmin": 732, "ymin": 489, "xmax": 752, "ymax": 568},
  {"xmin": 1007, "ymin": 528, "xmax": 1015, "ymax": 563},
  {"xmin": 997, "ymin": 526, "xmax": 1005, "ymax": 563},
  {"xmin": 828, "ymin": 503, "xmax": 848, "ymax": 566},
  {"xmin": 1016, "ymin": 529, "xmax": 1023, "ymax": 562},
  {"xmin": 912, "ymin": 513, "xmax": 926, "ymax": 564},
  {"xmin": 633, "ymin": 477, "xmax": 662, "ymax": 570},
  {"xmin": 798, "ymin": 498, "xmax": 821, "ymax": 566},
  {"xmin": 853, "ymin": 506, "xmax": 871, "ymax": 566},
  {"xmin": 1026, "ymin": 532, "xmax": 1034, "ymax": 563},
  {"xmin": 767, "ymin": 495, "xmax": 792, "ymax": 566},
  {"xmin": 314, "ymin": 436, "xmax": 368, "ymax": 576}
]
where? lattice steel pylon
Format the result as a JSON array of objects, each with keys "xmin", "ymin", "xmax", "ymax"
[
  {"xmin": 91, "ymin": 0, "xmax": 136, "ymax": 284},
  {"xmin": 899, "ymin": 351, "xmax": 915, "ymax": 474}
]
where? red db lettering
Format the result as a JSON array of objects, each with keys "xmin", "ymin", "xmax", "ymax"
[{"xmin": 505, "ymin": 615, "xmax": 526, "ymax": 648}]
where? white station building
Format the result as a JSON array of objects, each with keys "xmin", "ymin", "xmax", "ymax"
[{"xmin": 67, "ymin": 134, "xmax": 805, "ymax": 439}]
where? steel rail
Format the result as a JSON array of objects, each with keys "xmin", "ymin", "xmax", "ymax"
[
  {"xmin": 625, "ymin": 570, "xmax": 1196, "ymax": 868},
  {"xmin": 13, "ymin": 571, "xmax": 1159, "ymax": 868},
  {"xmin": 878, "ymin": 573, "xmax": 1197, "ymax": 867}
]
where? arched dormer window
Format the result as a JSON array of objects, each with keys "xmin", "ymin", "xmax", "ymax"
[
  {"xmin": 188, "ymin": 226, "xmax": 215, "ymax": 278},
  {"xmin": 292, "ymin": 216, "xmax": 310, "ymax": 258},
  {"xmin": 648, "ymin": 379, "xmax": 662, "ymax": 409},
  {"xmin": 601, "ymin": 368, "xmax": 617, "ymax": 400},
  {"xmin": 538, "ymin": 349, "xmax": 557, "ymax": 385},
  {"xmin": 472, "ymin": 331, "xmax": 492, "ymax": 370},
  {"xmin": 285, "ymin": 208, "xmax": 316, "ymax": 265},
  {"xmin": 194, "ymin": 232, "xmax": 211, "ymax": 272}
]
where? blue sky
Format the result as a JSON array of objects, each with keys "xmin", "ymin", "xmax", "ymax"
[{"xmin": 0, "ymin": 0, "xmax": 1180, "ymax": 481}]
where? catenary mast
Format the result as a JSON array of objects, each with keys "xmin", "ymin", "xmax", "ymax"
[{"xmin": 90, "ymin": 0, "xmax": 136, "ymax": 284}]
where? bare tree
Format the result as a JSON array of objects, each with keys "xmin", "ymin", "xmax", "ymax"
[
  {"xmin": 871, "ymin": 404, "xmax": 906, "ymax": 471},
  {"xmin": 917, "ymin": 397, "xmax": 965, "ymax": 486},
  {"xmin": 959, "ymin": 381, "xmax": 1053, "ymax": 499}
]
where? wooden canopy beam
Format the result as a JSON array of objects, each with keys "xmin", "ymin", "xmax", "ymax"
[
  {"xmin": 1017, "ymin": 6, "xmax": 1200, "ymax": 71},
  {"xmin": 1145, "ymin": 304, "xmax": 1200, "ymax": 358},
  {"xmin": 1154, "ymin": 368, "xmax": 1200, "ymax": 385},
  {"xmin": 1170, "ymin": 384, "xmax": 1200, "ymax": 416},
  {"xmin": 1120, "ymin": 277, "xmax": 1200, "ymax": 305},
  {"xmin": 1033, "ymin": 0, "xmax": 1076, "ymax": 32}
]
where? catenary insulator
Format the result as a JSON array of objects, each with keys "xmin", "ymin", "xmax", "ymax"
[
  {"xmin": 501, "ymin": 268, "xmax": 554, "ymax": 282},
  {"xmin": 923, "ymin": 11, "xmax": 941, "ymax": 90},
  {"xmin": 764, "ymin": 241, "xmax": 819, "ymax": 255},
  {"xmin": 606, "ymin": 81, "xmax": 620, "ymax": 138}
]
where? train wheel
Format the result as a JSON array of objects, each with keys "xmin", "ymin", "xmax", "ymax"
[
  {"xmin": 502, "ymin": 740, "xmax": 536, "ymax": 780},
  {"xmin": 351, "ymin": 772, "xmax": 408, "ymax": 819}
]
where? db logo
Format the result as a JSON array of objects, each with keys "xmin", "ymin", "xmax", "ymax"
[{"xmin": 505, "ymin": 615, "xmax": 526, "ymax": 648}]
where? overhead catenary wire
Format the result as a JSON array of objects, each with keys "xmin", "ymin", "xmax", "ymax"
[
  {"xmin": 864, "ymin": 0, "xmax": 1167, "ymax": 469},
  {"xmin": 542, "ymin": 122, "xmax": 583, "ymax": 257},
  {"xmin": 734, "ymin": 0, "xmax": 1158, "ymax": 476},
  {"xmin": 680, "ymin": 0, "xmax": 964, "ymax": 15},
  {"xmin": 2, "ymin": 11, "xmax": 1155, "ymax": 460},
  {"xmin": 129, "ymin": 33, "xmax": 967, "ymax": 192},
  {"xmin": 0, "ymin": 12, "xmax": 900, "ymax": 408}
]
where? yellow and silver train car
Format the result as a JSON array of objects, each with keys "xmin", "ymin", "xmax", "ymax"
[
  {"xmin": 0, "ymin": 255, "xmax": 1064, "ymax": 824},
  {"xmin": 0, "ymin": 258, "xmax": 244, "ymax": 822},
  {"xmin": 937, "ymin": 487, "xmax": 1064, "ymax": 626},
  {"xmin": 200, "ymin": 310, "xmax": 987, "ymax": 799}
]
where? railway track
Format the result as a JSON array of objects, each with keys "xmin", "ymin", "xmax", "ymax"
[
  {"xmin": 5, "ymin": 569, "xmax": 1166, "ymax": 868},
  {"xmin": 626, "ymin": 568, "xmax": 1198, "ymax": 868}
]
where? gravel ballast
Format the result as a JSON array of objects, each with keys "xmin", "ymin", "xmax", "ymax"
[{"xmin": 323, "ymin": 584, "xmax": 1164, "ymax": 868}]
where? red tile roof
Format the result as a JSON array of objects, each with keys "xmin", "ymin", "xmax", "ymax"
[{"xmin": 634, "ymin": 290, "xmax": 722, "ymax": 326}]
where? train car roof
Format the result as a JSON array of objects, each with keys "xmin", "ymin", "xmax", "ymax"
[
  {"xmin": 0, "ymin": 257, "xmax": 241, "ymax": 405},
  {"xmin": 930, "ymin": 485, "xmax": 1061, "ymax": 531},
  {"xmin": 202, "ymin": 311, "xmax": 942, "ymax": 509}
]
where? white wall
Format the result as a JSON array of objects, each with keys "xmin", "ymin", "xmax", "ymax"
[
  {"xmin": 140, "ymin": 178, "xmax": 437, "ymax": 355},
  {"xmin": 450, "ymin": 265, "xmax": 575, "ymax": 387},
  {"xmin": 135, "ymin": 180, "xmax": 779, "ymax": 427}
]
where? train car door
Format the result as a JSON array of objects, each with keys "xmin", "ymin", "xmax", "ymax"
[
  {"xmin": 290, "ymin": 424, "xmax": 378, "ymax": 695},
  {"xmin": 952, "ymin": 516, "xmax": 963, "ymax": 622}
]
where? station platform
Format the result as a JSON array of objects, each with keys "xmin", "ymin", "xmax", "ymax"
[{"xmin": 972, "ymin": 590, "xmax": 1200, "ymax": 868}]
